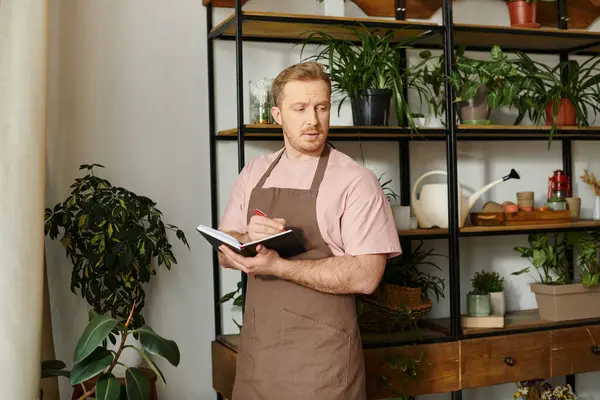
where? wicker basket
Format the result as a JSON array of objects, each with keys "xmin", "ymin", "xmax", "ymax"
[{"xmin": 357, "ymin": 284, "xmax": 433, "ymax": 333}]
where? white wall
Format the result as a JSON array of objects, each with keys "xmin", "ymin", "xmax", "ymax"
[{"xmin": 43, "ymin": 0, "xmax": 600, "ymax": 399}]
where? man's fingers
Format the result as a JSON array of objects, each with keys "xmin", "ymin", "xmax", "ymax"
[
  {"xmin": 219, "ymin": 246, "xmax": 249, "ymax": 273},
  {"xmin": 251, "ymin": 215, "xmax": 285, "ymax": 231}
]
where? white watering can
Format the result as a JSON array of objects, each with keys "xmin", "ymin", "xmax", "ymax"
[{"xmin": 411, "ymin": 169, "xmax": 520, "ymax": 228}]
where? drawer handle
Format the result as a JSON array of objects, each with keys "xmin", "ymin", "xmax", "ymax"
[
  {"xmin": 591, "ymin": 346, "xmax": 600, "ymax": 355},
  {"xmin": 504, "ymin": 357, "xmax": 515, "ymax": 366}
]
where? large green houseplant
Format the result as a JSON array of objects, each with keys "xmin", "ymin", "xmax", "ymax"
[
  {"xmin": 418, "ymin": 45, "xmax": 525, "ymax": 125},
  {"xmin": 299, "ymin": 25, "xmax": 434, "ymax": 129},
  {"xmin": 45, "ymin": 163, "xmax": 190, "ymax": 329},
  {"xmin": 42, "ymin": 307, "xmax": 180, "ymax": 399}
]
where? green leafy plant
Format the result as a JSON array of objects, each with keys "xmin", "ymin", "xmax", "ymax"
[
  {"xmin": 471, "ymin": 270, "xmax": 504, "ymax": 293},
  {"xmin": 218, "ymin": 280, "xmax": 244, "ymax": 329},
  {"xmin": 513, "ymin": 52, "xmax": 600, "ymax": 145},
  {"xmin": 512, "ymin": 233, "xmax": 570, "ymax": 285},
  {"xmin": 382, "ymin": 241, "xmax": 446, "ymax": 302},
  {"xmin": 378, "ymin": 173, "xmax": 400, "ymax": 203},
  {"xmin": 417, "ymin": 45, "xmax": 524, "ymax": 120},
  {"xmin": 41, "ymin": 307, "xmax": 179, "ymax": 399},
  {"xmin": 44, "ymin": 164, "xmax": 190, "ymax": 329},
  {"xmin": 299, "ymin": 24, "xmax": 435, "ymax": 130},
  {"xmin": 566, "ymin": 231, "xmax": 600, "ymax": 288}
]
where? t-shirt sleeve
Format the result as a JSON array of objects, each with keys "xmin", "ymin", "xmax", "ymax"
[
  {"xmin": 340, "ymin": 170, "xmax": 402, "ymax": 259},
  {"xmin": 218, "ymin": 165, "xmax": 250, "ymax": 234}
]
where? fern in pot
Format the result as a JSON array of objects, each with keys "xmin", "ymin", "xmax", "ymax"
[
  {"xmin": 45, "ymin": 163, "xmax": 189, "ymax": 374},
  {"xmin": 299, "ymin": 25, "xmax": 433, "ymax": 129}
]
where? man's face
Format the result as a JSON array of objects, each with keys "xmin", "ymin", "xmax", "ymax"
[{"xmin": 271, "ymin": 79, "xmax": 330, "ymax": 157}]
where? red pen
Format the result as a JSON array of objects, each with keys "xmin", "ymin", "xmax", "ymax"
[
  {"xmin": 253, "ymin": 209, "xmax": 284, "ymax": 232},
  {"xmin": 253, "ymin": 208, "xmax": 267, "ymax": 217}
]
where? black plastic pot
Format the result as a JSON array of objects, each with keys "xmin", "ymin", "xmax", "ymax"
[{"xmin": 350, "ymin": 88, "xmax": 392, "ymax": 126}]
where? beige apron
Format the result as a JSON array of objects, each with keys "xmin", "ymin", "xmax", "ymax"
[{"xmin": 231, "ymin": 145, "xmax": 366, "ymax": 400}]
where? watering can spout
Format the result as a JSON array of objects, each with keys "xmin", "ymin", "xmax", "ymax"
[{"xmin": 467, "ymin": 168, "xmax": 521, "ymax": 211}]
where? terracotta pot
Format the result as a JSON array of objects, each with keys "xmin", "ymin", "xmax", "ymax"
[
  {"xmin": 545, "ymin": 98, "xmax": 577, "ymax": 126},
  {"xmin": 507, "ymin": 0, "xmax": 537, "ymax": 26},
  {"xmin": 531, "ymin": 283, "xmax": 600, "ymax": 321}
]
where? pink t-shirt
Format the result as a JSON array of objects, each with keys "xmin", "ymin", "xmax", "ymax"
[{"xmin": 219, "ymin": 147, "xmax": 402, "ymax": 259}]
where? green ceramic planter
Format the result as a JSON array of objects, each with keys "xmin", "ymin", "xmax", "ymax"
[{"xmin": 467, "ymin": 294, "xmax": 491, "ymax": 317}]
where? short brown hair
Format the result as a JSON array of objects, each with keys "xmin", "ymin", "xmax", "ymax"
[{"xmin": 272, "ymin": 62, "xmax": 331, "ymax": 108}]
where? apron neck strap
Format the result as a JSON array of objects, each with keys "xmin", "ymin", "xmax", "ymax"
[
  {"xmin": 309, "ymin": 144, "xmax": 330, "ymax": 191},
  {"xmin": 256, "ymin": 144, "xmax": 331, "ymax": 190}
]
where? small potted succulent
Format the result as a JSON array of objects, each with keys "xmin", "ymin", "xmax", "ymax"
[
  {"xmin": 467, "ymin": 272, "xmax": 492, "ymax": 317},
  {"xmin": 471, "ymin": 270, "xmax": 505, "ymax": 315}
]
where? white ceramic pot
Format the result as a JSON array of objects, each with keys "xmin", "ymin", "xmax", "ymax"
[
  {"xmin": 593, "ymin": 195, "xmax": 600, "ymax": 220},
  {"xmin": 391, "ymin": 205, "xmax": 411, "ymax": 231},
  {"xmin": 106, "ymin": 332, "xmax": 143, "ymax": 376},
  {"xmin": 489, "ymin": 291, "xmax": 505, "ymax": 316},
  {"xmin": 324, "ymin": 0, "xmax": 345, "ymax": 16}
]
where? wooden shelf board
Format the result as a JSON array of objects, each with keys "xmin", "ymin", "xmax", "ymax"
[
  {"xmin": 217, "ymin": 124, "xmax": 445, "ymax": 139},
  {"xmin": 427, "ymin": 309, "xmax": 600, "ymax": 336},
  {"xmin": 217, "ymin": 124, "xmax": 600, "ymax": 141},
  {"xmin": 398, "ymin": 219, "xmax": 600, "ymax": 238},
  {"xmin": 449, "ymin": 23, "xmax": 600, "ymax": 53},
  {"xmin": 208, "ymin": 11, "xmax": 600, "ymax": 53},
  {"xmin": 210, "ymin": 11, "xmax": 440, "ymax": 43},
  {"xmin": 459, "ymin": 124, "xmax": 600, "ymax": 131}
]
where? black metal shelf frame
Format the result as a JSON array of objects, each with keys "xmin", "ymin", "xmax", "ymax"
[{"xmin": 204, "ymin": 0, "xmax": 600, "ymax": 397}]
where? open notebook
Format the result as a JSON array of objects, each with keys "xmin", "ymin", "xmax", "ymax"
[{"xmin": 196, "ymin": 224, "xmax": 306, "ymax": 258}]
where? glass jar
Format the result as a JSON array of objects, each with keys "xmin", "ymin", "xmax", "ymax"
[{"xmin": 249, "ymin": 78, "xmax": 274, "ymax": 124}]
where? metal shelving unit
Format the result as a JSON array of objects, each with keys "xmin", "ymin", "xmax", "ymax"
[{"xmin": 205, "ymin": 0, "xmax": 600, "ymax": 398}]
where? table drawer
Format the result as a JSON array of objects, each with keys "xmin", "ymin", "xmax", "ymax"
[
  {"xmin": 551, "ymin": 326, "xmax": 600, "ymax": 376},
  {"xmin": 364, "ymin": 342, "xmax": 459, "ymax": 397},
  {"xmin": 461, "ymin": 332, "xmax": 550, "ymax": 389}
]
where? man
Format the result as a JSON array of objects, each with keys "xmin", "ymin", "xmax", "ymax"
[{"xmin": 218, "ymin": 61, "xmax": 402, "ymax": 400}]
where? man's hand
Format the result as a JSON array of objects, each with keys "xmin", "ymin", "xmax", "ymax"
[
  {"xmin": 246, "ymin": 215, "xmax": 286, "ymax": 243},
  {"xmin": 218, "ymin": 244, "xmax": 285, "ymax": 276}
]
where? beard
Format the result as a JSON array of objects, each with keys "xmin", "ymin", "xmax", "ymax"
[{"xmin": 281, "ymin": 122, "xmax": 327, "ymax": 156}]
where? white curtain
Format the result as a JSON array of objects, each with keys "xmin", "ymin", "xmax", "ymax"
[{"xmin": 0, "ymin": 1, "xmax": 49, "ymax": 399}]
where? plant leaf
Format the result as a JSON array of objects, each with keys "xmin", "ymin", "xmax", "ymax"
[
  {"xmin": 137, "ymin": 326, "xmax": 180, "ymax": 367},
  {"xmin": 126, "ymin": 367, "xmax": 151, "ymax": 400},
  {"xmin": 41, "ymin": 359, "xmax": 70, "ymax": 378},
  {"xmin": 95, "ymin": 375, "xmax": 121, "ymax": 400},
  {"xmin": 69, "ymin": 347, "xmax": 113, "ymax": 385},
  {"xmin": 73, "ymin": 314, "xmax": 118, "ymax": 364}
]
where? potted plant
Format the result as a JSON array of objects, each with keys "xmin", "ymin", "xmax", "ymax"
[
  {"xmin": 514, "ymin": 52, "xmax": 600, "ymax": 145},
  {"xmin": 378, "ymin": 173, "xmax": 410, "ymax": 230},
  {"xmin": 471, "ymin": 270, "xmax": 505, "ymax": 315},
  {"xmin": 506, "ymin": 0, "xmax": 539, "ymax": 28},
  {"xmin": 41, "ymin": 307, "xmax": 180, "ymax": 399},
  {"xmin": 357, "ymin": 241, "xmax": 446, "ymax": 332},
  {"xmin": 44, "ymin": 164, "xmax": 189, "ymax": 372},
  {"xmin": 467, "ymin": 272, "xmax": 492, "ymax": 317},
  {"xmin": 300, "ymin": 25, "xmax": 434, "ymax": 129},
  {"xmin": 580, "ymin": 169, "xmax": 600, "ymax": 220},
  {"xmin": 418, "ymin": 45, "xmax": 524, "ymax": 125},
  {"xmin": 567, "ymin": 231, "xmax": 600, "ymax": 287},
  {"xmin": 513, "ymin": 233, "xmax": 600, "ymax": 321}
]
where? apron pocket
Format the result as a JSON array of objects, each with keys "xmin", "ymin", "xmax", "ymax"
[
  {"xmin": 278, "ymin": 308, "xmax": 350, "ymax": 387},
  {"xmin": 236, "ymin": 304, "xmax": 256, "ymax": 380}
]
